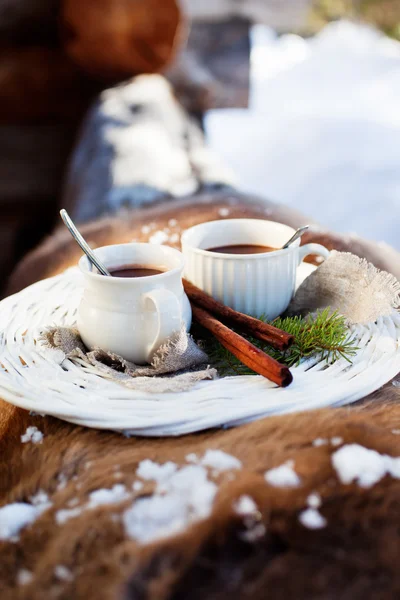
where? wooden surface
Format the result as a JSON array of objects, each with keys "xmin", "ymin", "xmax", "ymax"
[
  {"xmin": 1, "ymin": 195, "xmax": 400, "ymax": 599},
  {"xmin": 7, "ymin": 191, "xmax": 400, "ymax": 296}
]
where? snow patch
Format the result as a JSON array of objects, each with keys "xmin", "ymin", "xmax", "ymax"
[
  {"xmin": 168, "ymin": 219, "xmax": 178, "ymax": 227},
  {"xmin": 57, "ymin": 473, "xmax": 68, "ymax": 491},
  {"xmin": 200, "ymin": 449, "xmax": 242, "ymax": 472},
  {"xmin": 312, "ymin": 438, "xmax": 328, "ymax": 447},
  {"xmin": 149, "ymin": 230, "xmax": 169, "ymax": 245},
  {"xmin": 30, "ymin": 490, "xmax": 52, "ymax": 514},
  {"xmin": 21, "ymin": 426, "xmax": 43, "ymax": 444},
  {"xmin": 306, "ymin": 493, "xmax": 321, "ymax": 509},
  {"xmin": 123, "ymin": 464, "xmax": 217, "ymax": 544},
  {"xmin": 54, "ymin": 566, "xmax": 73, "ymax": 582},
  {"xmin": 87, "ymin": 484, "xmax": 129, "ymax": 508},
  {"xmin": 0, "ymin": 503, "xmax": 38, "ymax": 540},
  {"xmin": 234, "ymin": 495, "xmax": 258, "ymax": 516},
  {"xmin": 56, "ymin": 484, "xmax": 129, "ymax": 525},
  {"xmin": 56, "ymin": 507, "xmax": 83, "ymax": 525},
  {"xmin": 185, "ymin": 453, "xmax": 198, "ymax": 464},
  {"xmin": 17, "ymin": 569, "xmax": 33, "ymax": 586},
  {"xmin": 169, "ymin": 232, "xmax": 180, "ymax": 244},
  {"xmin": 331, "ymin": 437, "xmax": 343, "ymax": 446},
  {"xmin": 265, "ymin": 461, "xmax": 301, "ymax": 488},
  {"xmin": 67, "ymin": 498, "xmax": 79, "ymax": 507},
  {"xmin": 332, "ymin": 443, "xmax": 400, "ymax": 488},
  {"xmin": 218, "ymin": 207, "xmax": 230, "ymax": 217},
  {"xmin": 136, "ymin": 459, "xmax": 177, "ymax": 482},
  {"xmin": 299, "ymin": 508, "xmax": 327, "ymax": 529}
]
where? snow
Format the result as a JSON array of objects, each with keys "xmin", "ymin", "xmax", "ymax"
[
  {"xmin": 306, "ymin": 493, "xmax": 321, "ymax": 509},
  {"xmin": 234, "ymin": 496, "xmax": 266, "ymax": 542},
  {"xmin": 168, "ymin": 218, "xmax": 178, "ymax": 227},
  {"xmin": 0, "ymin": 503, "xmax": 38, "ymax": 540},
  {"xmin": 21, "ymin": 426, "xmax": 43, "ymax": 444},
  {"xmin": 185, "ymin": 453, "xmax": 198, "ymax": 463},
  {"xmin": 87, "ymin": 484, "xmax": 129, "ymax": 508},
  {"xmin": 56, "ymin": 484, "xmax": 130, "ymax": 525},
  {"xmin": 331, "ymin": 437, "xmax": 343, "ymax": 447},
  {"xmin": 218, "ymin": 208, "xmax": 230, "ymax": 217},
  {"xmin": 17, "ymin": 569, "xmax": 33, "ymax": 586},
  {"xmin": 136, "ymin": 459, "xmax": 177, "ymax": 482},
  {"xmin": 393, "ymin": 380, "xmax": 400, "ymax": 388},
  {"xmin": 67, "ymin": 498, "xmax": 79, "ymax": 507},
  {"xmin": 234, "ymin": 495, "xmax": 258, "ymax": 516},
  {"xmin": 54, "ymin": 566, "xmax": 73, "ymax": 582},
  {"xmin": 313, "ymin": 437, "xmax": 342, "ymax": 447},
  {"xmin": 0, "ymin": 491, "xmax": 53, "ymax": 540},
  {"xmin": 57, "ymin": 473, "xmax": 68, "ymax": 491},
  {"xmin": 312, "ymin": 438, "xmax": 328, "ymax": 447},
  {"xmin": 332, "ymin": 443, "xmax": 400, "ymax": 488},
  {"xmin": 123, "ymin": 463, "xmax": 217, "ymax": 544},
  {"xmin": 30, "ymin": 491, "xmax": 52, "ymax": 514},
  {"xmin": 200, "ymin": 449, "xmax": 242, "ymax": 472},
  {"xmin": 205, "ymin": 21, "xmax": 400, "ymax": 249},
  {"xmin": 264, "ymin": 460, "xmax": 301, "ymax": 488},
  {"xmin": 56, "ymin": 507, "xmax": 83, "ymax": 525},
  {"xmin": 149, "ymin": 230, "xmax": 169, "ymax": 245},
  {"xmin": 169, "ymin": 232, "xmax": 180, "ymax": 244},
  {"xmin": 392, "ymin": 430, "xmax": 400, "ymax": 435},
  {"xmin": 132, "ymin": 481, "xmax": 144, "ymax": 492},
  {"xmin": 299, "ymin": 508, "xmax": 327, "ymax": 529}
]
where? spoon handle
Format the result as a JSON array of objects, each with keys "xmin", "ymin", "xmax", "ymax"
[
  {"xmin": 282, "ymin": 225, "xmax": 310, "ymax": 250},
  {"xmin": 60, "ymin": 209, "xmax": 111, "ymax": 276}
]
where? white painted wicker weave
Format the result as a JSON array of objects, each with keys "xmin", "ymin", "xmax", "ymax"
[{"xmin": 0, "ymin": 266, "xmax": 399, "ymax": 436}]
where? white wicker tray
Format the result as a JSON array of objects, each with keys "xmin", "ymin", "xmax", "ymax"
[{"xmin": 0, "ymin": 265, "xmax": 399, "ymax": 436}]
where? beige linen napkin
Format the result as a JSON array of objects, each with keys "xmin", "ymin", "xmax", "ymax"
[
  {"xmin": 288, "ymin": 251, "xmax": 400, "ymax": 324},
  {"xmin": 42, "ymin": 326, "xmax": 216, "ymax": 393}
]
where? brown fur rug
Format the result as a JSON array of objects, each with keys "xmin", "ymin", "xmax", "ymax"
[{"xmin": 2, "ymin": 192, "xmax": 400, "ymax": 599}]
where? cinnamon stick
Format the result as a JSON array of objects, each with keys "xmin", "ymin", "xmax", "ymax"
[
  {"xmin": 191, "ymin": 305, "xmax": 293, "ymax": 387},
  {"xmin": 183, "ymin": 279, "xmax": 293, "ymax": 351}
]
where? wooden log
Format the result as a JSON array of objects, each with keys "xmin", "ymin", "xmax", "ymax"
[
  {"xmin": 0, "ymin": 46, "xmax": 100, "ymax": 123},
  {"xmin": 61, "ymin": 75, "xmax": 235, "ymax": 222},
  {"xmin": 60, "ymin": 0, "xmax": 184, "ymax": 80}
]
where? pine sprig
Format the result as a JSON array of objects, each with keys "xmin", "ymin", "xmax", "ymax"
[{"xmin": 204, "ymin": 308, "xmax": 358, "ymax": 377}]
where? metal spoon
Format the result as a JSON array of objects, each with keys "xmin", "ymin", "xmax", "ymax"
[
  {"xmin": 281, "ymin": 225, "xmax": 310, "ymax": 249},
  {"xmin": 60, "ymin": 209, "xmax": 111, "ymax": 276}
]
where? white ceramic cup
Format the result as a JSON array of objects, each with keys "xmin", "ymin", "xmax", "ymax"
[
  {"xmin": 77, "ymin": 243, "xmax": 191, "ymax": 364},
  {"xmin": 181, "ymin": 219, "xmax": 330, "ymax": 319}
]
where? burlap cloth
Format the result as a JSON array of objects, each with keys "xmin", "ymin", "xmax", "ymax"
[{"xmin": 41, "ymin": 251, "xmax": 400, "ymax": 392}]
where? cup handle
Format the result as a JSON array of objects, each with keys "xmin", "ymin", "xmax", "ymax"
[
  {"xmin": 142, "ymin": 288, "xmax": 182, "ymax": 362},
  {"xmin": 298, "ymin": 243, "xmax": 330, "ymax": 265}
]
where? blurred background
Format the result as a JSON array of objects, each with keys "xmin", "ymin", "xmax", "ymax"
[{"xmin": 0, "ymin": 0, "xmax": 399, "ymax": 289}]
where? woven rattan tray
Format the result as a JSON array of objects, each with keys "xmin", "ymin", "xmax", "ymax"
[{"xmin": 0, "ymin": 266, "xmax": 399, "ymax": 436}]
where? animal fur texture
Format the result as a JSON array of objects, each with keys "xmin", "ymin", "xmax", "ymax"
[{"xmin": 2, "ymin": 195, "xmax": 400, "ymax": 599}]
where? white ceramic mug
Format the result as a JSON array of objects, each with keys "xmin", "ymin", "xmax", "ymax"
[
  {"xmin": 181, "ymin": 219, "xmax": 330, "ymax": 319},
  {"xmin": 77, "ymin": 243, "xmax": 191, "ymax": 364}
]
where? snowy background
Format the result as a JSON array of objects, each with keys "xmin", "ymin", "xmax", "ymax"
[{"xmin": 205, "ymin": 21, "xmax": 400, "ymax": 249}]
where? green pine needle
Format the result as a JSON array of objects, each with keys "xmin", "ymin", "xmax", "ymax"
[{"xmin": 203, "ymin": 308, "xmax": 358, "ymax": 377}]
